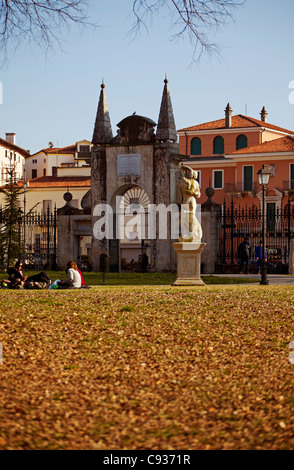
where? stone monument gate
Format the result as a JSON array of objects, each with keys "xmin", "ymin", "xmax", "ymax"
[{"xmin": 89, "ymin": 78, "xmax": 181, "ymax": 272}]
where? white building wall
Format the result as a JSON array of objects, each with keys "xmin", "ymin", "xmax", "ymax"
[{"xmin": 0, "ymin": 145, "xmax": 25, "ymax": 186}]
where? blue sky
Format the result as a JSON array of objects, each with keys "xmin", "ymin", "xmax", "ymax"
[{"xmin": 0, "ymin": 0, "xmax": 294, "ymax": 154}]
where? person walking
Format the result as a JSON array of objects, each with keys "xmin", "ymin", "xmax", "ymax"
[
  {"xmin": 238, "ymin": 237, "xmax": 251, "ymax": 274},
  {"xmin": 255, "ymin": 240, "xmax": 267, "ymax": 274}
]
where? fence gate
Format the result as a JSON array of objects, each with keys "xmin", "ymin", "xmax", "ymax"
[
  {"xmin": 217, "ymin": 199, "xmax": 294, "ymax": 274},
  {"xmin": 21, "ymin": 206, "xmax": 58, "ymax": 270}
]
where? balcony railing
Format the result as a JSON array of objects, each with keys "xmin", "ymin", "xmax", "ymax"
[
  {"xmin": 225, "ymin": 182, "xmax": 258, "ymax": 196},
  {"xmin": 282, "ymin": 180, "xmax": 294, "ymax": 192},
  {"xmin": 77, "ymin": 151, "xmax": 92, "ymax": 160}
]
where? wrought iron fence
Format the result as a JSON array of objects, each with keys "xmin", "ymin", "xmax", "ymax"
[
  {"xmin": 21, "ymin": 206, "xmax": 58, "ymax": 270},
  {"xmin": 217, "ymin": 199, "xmax": 294, "ymax": 273}
]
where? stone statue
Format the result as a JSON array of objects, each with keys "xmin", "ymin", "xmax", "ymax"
[{"xmin": 179, "ymin": 164, "xmax": 202, "ymax": 242}]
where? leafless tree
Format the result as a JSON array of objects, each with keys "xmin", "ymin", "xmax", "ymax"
[
  {"xmin": 0, "ymin": 1, "xmax": 244, "ymax": 63},
  {"xmin": 0, "ymin": 0, "xmax": 90, "ymax": 60},
  {"xmin": 131, "ymin": 0, "xmax": 245, "ymax": 59}
]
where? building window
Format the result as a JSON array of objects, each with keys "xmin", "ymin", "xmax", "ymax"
[
  {"xmin": 236, "ymin": 134, "xmax": 248, "ymax": 150},
  {"xmin": 43, "ymin": 168, "xmax": 46, "ymax": 176},
  {"xmin": 213, "ymin": 170, "xmax": 223, "ymax": 189},
  {"xmin": 195, "ymin": 170, "xmax": 201, "ymax": 188},
  {"xmin": 213, "ymin": 136, "xmax": 224, "ymax": 154},
  {"xmin": 190, "ymin": 137, "xmax": 201, "ymax": 156},
  {"xmin": 290, "ymin": 163, "xmax": 294, "ymax": 189},
  {"xmin": 32, "ymin": 159, "xmax": 37, "ymax": 164},
  {"xmin": 267, "ymin": 202, "xmax": 276, "ymax": 232},
  {"xmin": 32, "ymin": 169, "xmax": 37, "ymax": 179},
  {"xmin": 43, "ymin": 200, "xmax": 52, "ymax": 213},
  {"xmin": 79, "ymin": 145, "xmax": 90, "ymax": 152},
  {"xmin": 243, "ymin": 165, "xmax": 253, "ymax": 191}
]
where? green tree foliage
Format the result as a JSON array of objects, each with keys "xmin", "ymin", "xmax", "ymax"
[{"xmin": 0, "ymin": 170, "xmax": 24, "ymax": 270}]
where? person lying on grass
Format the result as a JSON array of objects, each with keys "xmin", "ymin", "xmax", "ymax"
[{"xmin": 2, "ymin": 260, "xmax": 51, "ymax": 289}]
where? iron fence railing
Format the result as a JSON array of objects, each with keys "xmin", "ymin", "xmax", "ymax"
[{"xmin": 217, "ymin": 199, "xmax": 294, "ymax": 273}]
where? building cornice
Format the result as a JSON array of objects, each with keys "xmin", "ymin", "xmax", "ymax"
[{"xmin": 177, "ymin": 127, "xmax": 292, "ymax": 137}]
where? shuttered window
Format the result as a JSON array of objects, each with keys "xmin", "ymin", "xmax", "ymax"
[
  {"xmin": 213, "ymin": 170, "xmax": 223, "ymax": 189},
  {"xmin": 243, "ymin": 166, "xmax": 253, "ymax": 191},
  {"xmin": 190, "ymin": 137, "xmax": 201, "ymax": 155},
  {"xmin": 290, "ymin": 163, "xmax": 294, "ymax": 189},
  {"xmin": 236, "ymin": 134, "xmax": 248, "ymax": 150},
  {"xmin": 213, "ymin": 136, "xmax": 224, "ymax": 154}
]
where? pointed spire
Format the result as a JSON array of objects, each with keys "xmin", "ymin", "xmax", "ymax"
[
  {"xmin": 156, "ymin": 76, "xmax": 177, "ymax": 142},
  {"xmin": 92, "ymin": 80, "xmax": 113, "ymax": 145}
]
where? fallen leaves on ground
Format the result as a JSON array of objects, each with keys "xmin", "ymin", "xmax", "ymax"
[{"xmin": 0, "ymin": 284, "xmax": 294, "ymax": 450}]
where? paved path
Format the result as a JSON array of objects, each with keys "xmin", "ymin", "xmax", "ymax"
[{"xmin": 209, "ymin": 274, "xmax": 294, "ymax": 285}]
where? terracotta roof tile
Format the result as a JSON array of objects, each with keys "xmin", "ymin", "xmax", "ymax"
[
  {"xmin": 0, "ymin": 137, "xmax": 30, "ymax": 157},
  {"xmin": 43, "ymin": 144, "xmax": 77, "ymax": 154},
  {"xmin": 231, "ymin": 135, "xmax": 294, "ymax": 155},
  {"xmin": 27, "ymin": 176, "xmax": 91, "ymax": 188},
  {"xmin": 178, "ymin": 114, "xmax": 294, "ymax": 135}
]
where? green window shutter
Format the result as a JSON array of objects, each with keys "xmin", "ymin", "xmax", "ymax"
[
  {"xmin": 267, "ymin": 202, "xmax": 276, "ymax": 232},
  {"xmin": 243, "ymin": 166, "xmax": 253, "ymax": 191},
  {"xmin": 191, "ymin": 137, "xmax": 201, "ymax": 155},
  {"xmin": 236, "ymin": 134, "xmax": 248, "ymax": 150},
  {"xmin": 214, "ymin": 170, "xmax": 223, "ymax": 189},
  {"xmin": 213, "ymin": 136, "xmax": 224, "ymax": 154},
  {"xmin": 291, "ymin": 164, "xmax": 294, "ymax": 189}
]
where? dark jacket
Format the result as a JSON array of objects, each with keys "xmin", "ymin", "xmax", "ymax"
[
  {"xmin": 238, "ymin": 241, "xmax": 251, "ymax": 258},
  {"xmin": 7, "ymin": 268, "xmax": 24, "ymax": 288}
]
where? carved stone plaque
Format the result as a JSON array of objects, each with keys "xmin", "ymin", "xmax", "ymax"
[{"xmin": 117, "ymin": 154, "xmax": 141, "ymax": 176}]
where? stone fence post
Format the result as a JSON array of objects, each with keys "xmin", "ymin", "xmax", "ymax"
[{"xmin": 200, "ymin": 188, "xmax": 221, "ymax": 274}]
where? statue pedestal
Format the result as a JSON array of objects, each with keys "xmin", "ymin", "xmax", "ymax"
[{"xmin": 172, "ymin": 242, "xmax": 206, "ymax": 286}]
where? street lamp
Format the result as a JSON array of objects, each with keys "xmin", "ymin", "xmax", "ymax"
[
  {"xmin": 257, "ymin": 165, "xmax": 272, "ymax": 285},
  {"xmin": 23, "ymin": 169, "xmax": 28, "ymax": 264}
]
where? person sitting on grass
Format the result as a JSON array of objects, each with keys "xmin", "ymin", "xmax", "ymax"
[
  {"xmin": 57, "ymin": 261, "xmax": 81, "ymax": 289},
  {"xmin": 4, "ymin": 260, "xmax": 51, "ymax": 289},
  {"xmin": 6, "ymin": 260, "xmax": 27, "ymax": 288}
]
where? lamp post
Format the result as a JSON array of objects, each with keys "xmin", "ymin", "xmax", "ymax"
[
  {"xmin": 257, "ymin": 165, "xmax": 272, "ymax": 285},
  {"xmin": 23, "ymin": 169, "xmax": 28, "ymax": 264}
]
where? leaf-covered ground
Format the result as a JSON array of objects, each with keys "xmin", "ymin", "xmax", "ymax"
[{"xmin": 0, "ymin": 285, "xmax": 294, "ymax": 450}]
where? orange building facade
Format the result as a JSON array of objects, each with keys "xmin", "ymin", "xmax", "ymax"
[{"xmin": 178, "ymin": 105, "xmax": 294, "ymax": 213}]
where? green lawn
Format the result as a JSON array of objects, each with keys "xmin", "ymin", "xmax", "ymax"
[{"xmin": 0, "ymin": 270, "xmax": 258, "ymax": 286}]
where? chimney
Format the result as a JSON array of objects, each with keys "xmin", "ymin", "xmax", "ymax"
[
  {"xmin": 260, "ymin": 106, "xmax": 268, "ymax": 122},
  {"xmin": 225, "ymin": 103, "xmax": 232, "ymax": 128},
  {"xmin": 6, "ymin": 133, "xmax": 16, "ymax": 145}
]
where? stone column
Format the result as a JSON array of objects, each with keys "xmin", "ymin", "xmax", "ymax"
[
  {"xmin": 91, "ymin": 146, "xmax": 108, "ymax": 271},
  {"xmin": 57, "ymin": 192, "xmax": 84, "ymax": 270},
  {"xmin": 200, "ymin": 188, "xmax": 221, "ymax": 274}
]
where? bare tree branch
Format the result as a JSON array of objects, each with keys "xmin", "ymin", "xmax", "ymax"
[
  {"xmin": 0, "ymin": 0, "xmax": 93, "ymax": 63},
  {"xmin": 131, "ymin": 0, "xmax": 245, "ymax": 59},
  {"xmin": 0, "ymin": 1, "xmax": 245, "ymax": 64}
]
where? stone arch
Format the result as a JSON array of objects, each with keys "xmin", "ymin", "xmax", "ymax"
[
  {"xmin": 109, "ymin": 184, "xmax": 151, "ymax": 213},
  {"xmin": 108, "ymin": 184, "xmax": 152, "ymax": 272}
]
